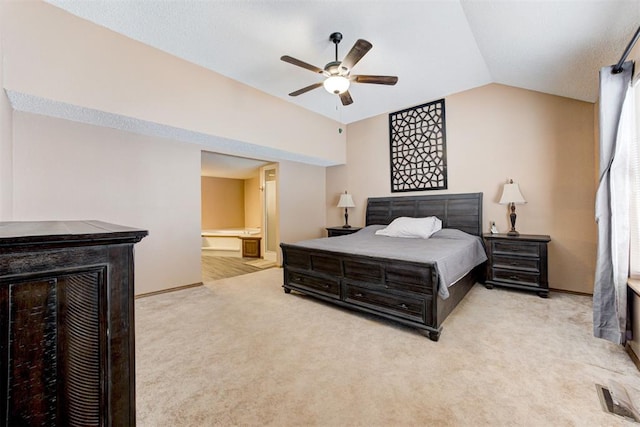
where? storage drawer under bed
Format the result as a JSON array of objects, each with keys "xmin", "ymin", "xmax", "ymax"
[
  {"xmin": 285, "ymin": 269, "xmax": 340, "ymax": 299},
  {"xmin": 343, "ymin": 282, "xmax": 428, "ymax": 322}
]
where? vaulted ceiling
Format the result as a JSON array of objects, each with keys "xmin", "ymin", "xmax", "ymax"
[{"xmin": 46, "ymin": 0, "xmax": 639, "ymax": 125}]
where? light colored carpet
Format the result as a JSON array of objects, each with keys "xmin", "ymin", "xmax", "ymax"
[{"xmin": 135, "ymin": 268, "xmax": 640, "ymax": 426}]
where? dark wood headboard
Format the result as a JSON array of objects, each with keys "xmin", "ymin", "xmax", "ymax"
[{"xmin": 365, "ymin": 192, "xmax": 483, "ymax": 236}]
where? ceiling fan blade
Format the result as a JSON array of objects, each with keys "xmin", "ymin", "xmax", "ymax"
[
  {"xmin": 341, "ymin": 39, "xmax": 373, "ymax": 70},
  {"xmin": 342, "ymin": 39, "xmax": 373, "ymax": 70},
  {"xmin": 339, "ymin": 91, "xmax": 353, "ymax": 106},
  {"xmin": 288, "ymin": 82, "xmax": 324, "ymax": 97},
  {"xmin": 280, "ymin": 55, "xmax": 324, "ymax": 74},
  {"xmin": 352, "ymin": 75, "xmax": 398, "ymax": 85}
]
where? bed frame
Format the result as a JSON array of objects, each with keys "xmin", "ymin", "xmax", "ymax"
[{"xmin": 280, "ymin": 192, "xmax": 484, "ymax": 341}]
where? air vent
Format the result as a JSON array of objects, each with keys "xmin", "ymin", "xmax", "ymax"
[{"xmin": 595, "ymin": 383, "xmax": 640, "ymax": 423}]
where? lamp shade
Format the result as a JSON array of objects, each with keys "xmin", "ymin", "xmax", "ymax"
[
  {"xmin": 323, "ymin": 76, "xmax": 350, "ymax": 94},
  {"xmin": 499, "ymin": 182, "xmax": 526, "ymax": 205},
  {"xmin": 337, "ymin": 193, "xmax": 355, "ymax": 208}
]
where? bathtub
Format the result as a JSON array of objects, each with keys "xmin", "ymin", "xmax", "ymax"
[{"xmin": 201, "ymin": 228, "xmax": 261, "ymax": 257}]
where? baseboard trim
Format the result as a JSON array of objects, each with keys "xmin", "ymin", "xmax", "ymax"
[
  {"xmin": 135, "ymin": 282, "xmax": 203, "ymax": 299},
  {"xmin": 625, "ymin": 343, "xmax": 640, "ymax": 372},
  {"xmin": 549, "ymin": 287, "xmax": 592, "ymax": 296}
]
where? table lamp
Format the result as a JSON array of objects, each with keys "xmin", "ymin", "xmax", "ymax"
[
  {"xmin": 499, "ymin": 179, "xmax": 526, "ymax": 236},
  {"xmin": 337, "ymin": 191, "xmax": 355, "ymax": 228}
]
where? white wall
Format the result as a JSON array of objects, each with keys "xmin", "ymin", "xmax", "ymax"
[{"xmin": 12, "ymin": 111, "xmax": 202, "ymax": 295}]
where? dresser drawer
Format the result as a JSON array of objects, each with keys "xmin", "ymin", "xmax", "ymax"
[
  {"xmin": 492, "ymin": 255, "xmax": 539, "ymax": 272},
  {"xmin": 491, "ymin": 268, "xmax": 541, "ymax": 287},
  {"xmin": 492, "ymin": 240, "xmax": 540, "ymax": 258},
  {"xmin": 344, "ymin": 283, "xmax": 426, "ymax": 322},
  {"xmin": 286, "ymin": 270, "xmax": 340, "ymax": 299}
]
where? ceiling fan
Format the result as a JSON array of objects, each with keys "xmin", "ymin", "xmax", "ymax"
[{"xmin": 281, "ymin": 32, "xmax": 398, "ymax": 106}]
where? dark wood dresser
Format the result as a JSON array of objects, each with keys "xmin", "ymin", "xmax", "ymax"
[
  {"xmin": 483, "ymin": 233, "xmax": 551, "ymax": 297},
  {"xmin": 0, "ymin": 221, "xmax": 147, "ymax": 426}
]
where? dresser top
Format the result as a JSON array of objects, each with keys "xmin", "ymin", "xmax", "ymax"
[{"xmin": 0, "ymin": 220, "xmax": 148, "ymax": 247}]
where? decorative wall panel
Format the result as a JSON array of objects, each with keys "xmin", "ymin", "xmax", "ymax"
[{"xmin": 389, "ymin": 99, "xmax": 447, "ymax": 192}]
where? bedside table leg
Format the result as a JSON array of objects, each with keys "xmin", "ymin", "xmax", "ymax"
[
  {"xmin": 484, "ymin": 284, "xmax": 494, "ymax": 289},
  {"xmin": 537, "ymin": 291, "xmax": 548, "ymax": 298}
]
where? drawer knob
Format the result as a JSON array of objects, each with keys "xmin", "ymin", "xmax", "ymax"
[
  {"xmin": 400, "ymin": 303, "xmax": 408, "ymax": 309},
  {"xmin": 322, "ymin": 284, "xmax": 329, "ymax": 289},
  {"xmin": 509, "ymin": 275, "xmax": 519, "ymax": 280},
  {"xmin": 510, "ymin": 262, "xmax": 519, "ymax": 266},
  {"xmin": 355, "ymin": 292, "xmax": 363, "ymax": 297}
]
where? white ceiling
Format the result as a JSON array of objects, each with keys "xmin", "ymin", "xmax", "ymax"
[{"xmin": 45, "ymin": 0, "xmax": 640, "ymax": 126}]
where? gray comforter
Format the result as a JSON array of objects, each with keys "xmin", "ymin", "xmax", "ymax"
[{"xmin": 291, "ymin": 225, "xmax": 487, "ymax": 299}]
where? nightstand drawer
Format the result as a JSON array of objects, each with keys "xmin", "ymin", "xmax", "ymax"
[
  {"xmin": 492, "ymin": 241, "xmax": 540, "ymax": 258},
  {"xmin": 491, "ymin": 268, "xmax": 541, "ymax": 287},
  {"xmin": 492, "ymin": 255, "xmax": 539, "ymax": 272}
]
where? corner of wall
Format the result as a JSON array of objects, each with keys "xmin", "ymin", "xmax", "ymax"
[{"xmin": 0, "ymin": 1, "xmax": 14, "ymax": 220}]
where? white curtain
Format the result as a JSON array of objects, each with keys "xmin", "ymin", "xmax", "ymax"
[
  {"xmin": 593, "ymin": 61, "xmax": 635, "ymax": 344},
  {"xmin": 630, "ymin": 82, "xmax": 640, "ymax": 279}
]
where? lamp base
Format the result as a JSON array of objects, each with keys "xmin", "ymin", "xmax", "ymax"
[
  {"xmin": 507, "ymin": 230, "xmax": 519, "ymax": 236},
  {"xmin": 342, "ymin": 225, "xmax": 352, "ymax": 229}
]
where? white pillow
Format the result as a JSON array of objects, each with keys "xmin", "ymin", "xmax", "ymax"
[{"xmin": 374, "ymin": 216, "xmax": 442, "ymax": 239}]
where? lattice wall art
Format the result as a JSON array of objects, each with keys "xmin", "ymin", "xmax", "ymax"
[{"xmin": 388, "ymin": 99, "xmax": 447, "ymax": 192}]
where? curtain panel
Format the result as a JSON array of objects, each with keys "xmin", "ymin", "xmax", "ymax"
[{"xmin": 594, "ymin": 61, "xmax": 634, "ymax": 344}]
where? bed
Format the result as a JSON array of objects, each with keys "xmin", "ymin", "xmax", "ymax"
[{"xmin": 280, "ymin": 192, "xmax": 486, "ymax": 341}]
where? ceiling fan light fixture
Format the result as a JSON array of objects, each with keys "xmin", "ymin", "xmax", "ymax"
[{"xmin": 323, "ymin": 75, "xmax": 350, "ymax": 94}]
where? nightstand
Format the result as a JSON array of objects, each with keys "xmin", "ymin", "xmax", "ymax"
[
  {"xmin": 326, "ymin": 226, "xmax": 362, "ymax": 237},
  {"xmin": 483, "ymin": 233, "xmax": 551, "ymax": 298}
]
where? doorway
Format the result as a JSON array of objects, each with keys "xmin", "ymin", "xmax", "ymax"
[
  {"xmin": 200, "ymin": 151, "xmax": 276, "ymax": 281},
  {"xmin": 262, "ymin": 165, "xmax": 278, "ymax": 262}
]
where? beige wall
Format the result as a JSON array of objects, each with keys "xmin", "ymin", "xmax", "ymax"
[
  {"xmin": 329, "ymin": 84, "xmax": 596, "ymax": 294},
  {"xmin": 201, "ymin": 177, "xmax": 245, "ymax": 229},
  {"xmin": 12, "ymin": 111, "xmax": 202, "ymax": 295},
  {"xmin": 278, "ymin": 160, "xmax": 326, "ymax": 246},
  {"xmin": 0, "ymin": 1, "xmax": 12, "ymax": 220},
  {"xmin": 0, "ymin": 0, "xmax": 335, "ymax": 294},
  {"xmin": 2, "ymin": 1, "xmax": 346, "ymax": 165}
]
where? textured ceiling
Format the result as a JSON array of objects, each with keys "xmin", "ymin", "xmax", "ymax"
[{"xmin": 44, "ymin": 0, "xmax": 640, "ymax": 125}]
